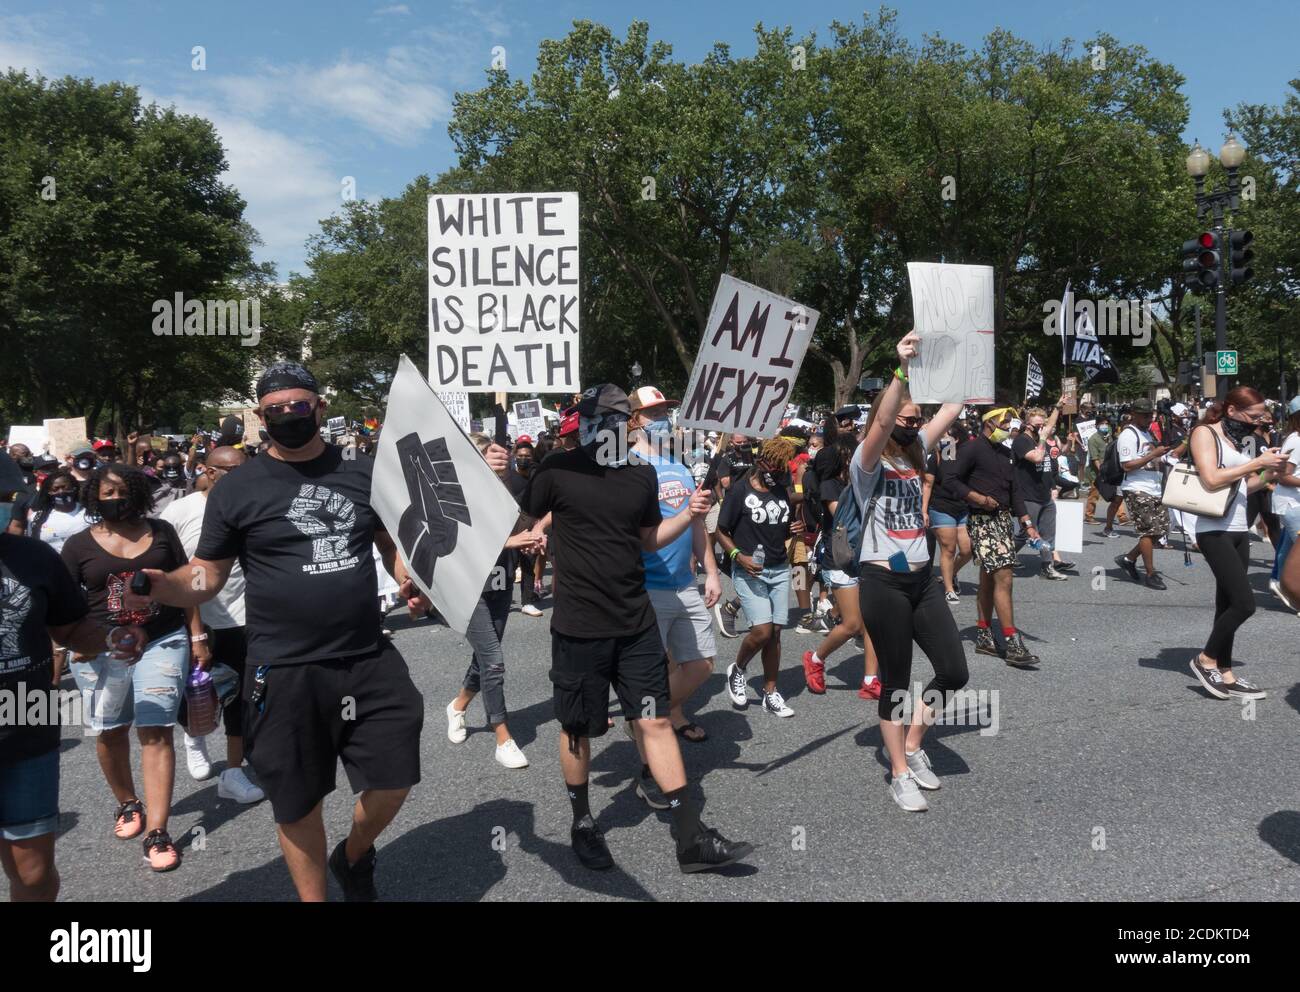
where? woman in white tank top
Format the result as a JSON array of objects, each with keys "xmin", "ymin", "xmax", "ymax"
[{"xmin": 1187, "ymin": 388, "xmax": 1289, "ymax": 701}]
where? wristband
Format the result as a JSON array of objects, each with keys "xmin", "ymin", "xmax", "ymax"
[
  {"xmin": 894, "ymin": 366, "xmax": 908, "ymax": 382},
  {"xmin": 191, "ymin": 633, "xmax": 209, "ymax": 643},
  {"xmin": 728, "ymin": 548, "xmax": 740, "ymax": 560}
]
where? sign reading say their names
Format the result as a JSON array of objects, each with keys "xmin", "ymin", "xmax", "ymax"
[
  {"xmin": 678, "ymin": 275, "xmax": 819, "ymax": 439},
  {"xmin": 372, "ymin": 357, "xmax": 520, "ymax": 635},
  {"xmin": 905, "ymin": 262, "xmax": 995, "ymax": 404},
  {"xmin": 428, "ymin": 192, "xmax": 580, "ymax": 394}
]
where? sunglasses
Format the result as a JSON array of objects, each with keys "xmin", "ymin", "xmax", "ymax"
[
  {"xmin": 895, "ymin": 416, "xmax": 923, "ymax": 428},
  {"xmin": 262, "ymin": 399, "xmax": 317, "ymax": 422}
]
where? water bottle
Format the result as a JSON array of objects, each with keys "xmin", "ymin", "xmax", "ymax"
[
  {"xmin": 184, "ymin": 666, "xmax": 220, "ymax": 737},
  {"xmin": 752, "ymin": 545, "xmax": 766, "ymax": 569},
  {"xmin": 1027, "ymin": 537, "xmax": 1053, "ymax": 552}
]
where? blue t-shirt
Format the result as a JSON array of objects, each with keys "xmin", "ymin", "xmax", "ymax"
[{"xmin": 641, "ymin": 452, "xmax": 696, "ymax": 590}]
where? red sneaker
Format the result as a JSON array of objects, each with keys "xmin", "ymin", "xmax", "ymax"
[
  {"xmin": 801, "ymin": 650, "xmax": 826, "ymax": 694},
  {"xmin": 858, "ymin": 679, "xmax": 881, "ymax": 701}
]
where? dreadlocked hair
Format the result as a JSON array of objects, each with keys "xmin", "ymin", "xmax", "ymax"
[
  {"xmin": 83, "ymin": 463, "xmax": 153, "ymax": 522},
  {"xmin": 758, "ymin": 435, "xmax": 797, "ymax": 467}
]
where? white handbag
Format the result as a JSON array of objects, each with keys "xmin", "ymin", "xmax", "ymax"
[{"xmin": 1160, "ymin": 428, "xmax": 1237, "ymax": 517}]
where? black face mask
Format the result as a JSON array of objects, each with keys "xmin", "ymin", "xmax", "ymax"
[
  {"xmin": 265, "ymin": 411, "xmax": 320, "ymax": 450},
  {"xmin": 97, "ymin": 498, "xmax": 136, "ymax": 523},
  {"xmin": 51, "ymin": 492, "xmax": 77, "ymax": 511},
  {"xmin": 515, "ymin": 459, "xmax": 532, "ymax": 474},
  {"xmin": 891, "ymin": 425, "xmax": 920, "ymax": 448},
  {"xmin": 74, "ymin": 457, "xmax": 95, "ymax": 472},
  {"xmin": 161, "ymin": 465, "xmax": 183, "ymax": 481},
  {"xmin": 17, "ymin": 457, "xmax": 33, "ymax": 470},
  {"xmin": 1222, "ymin": 416, "xmax": 1255, "ymax": 446}
]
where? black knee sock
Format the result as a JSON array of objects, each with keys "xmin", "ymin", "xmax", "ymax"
[
  {"xmin": 665, "ymin": 786, "xmax": 701, "ymax": 847},
  {"xmin": 567, "ymin": 781, "xmax": 591, "ymax": 824},
  {"xmin": 641, "ymin": 763, "xmax": 651, "ymax": 780}
]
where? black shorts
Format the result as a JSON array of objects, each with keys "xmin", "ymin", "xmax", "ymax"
[
  {"xmin": 209, "ymin": 626, "xmax": 248, "ymax": 738},
  {"xmin": 549, "ymin": 625, "xmax": 669, "ymax": 742},
  {"xmin": 243, "ymin": 643, "xmax": 424, "ymax": 824}
]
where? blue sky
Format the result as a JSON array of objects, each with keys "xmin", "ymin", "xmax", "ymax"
[{"xmin": 3, "ymin": 1, "xmax": 1295, "ymax": 277}]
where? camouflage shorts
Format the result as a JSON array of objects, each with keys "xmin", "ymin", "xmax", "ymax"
[
  {"xmin": 968, "ymin": 510, "xmax": 1017, "ymax": 572},
  {"xmin": 1122, "ymin": 490, "xmax": 1169, "ymax": 539}
]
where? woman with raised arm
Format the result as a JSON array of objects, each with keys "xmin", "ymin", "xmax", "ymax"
[{"xmin": 850, "ymin": 331, "xmax": 966, "ymax": 813}]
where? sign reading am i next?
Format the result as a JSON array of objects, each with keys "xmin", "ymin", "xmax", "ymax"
[{"xmin": 427, "ymin": 193, "xmax": 580, "ymax": 393}]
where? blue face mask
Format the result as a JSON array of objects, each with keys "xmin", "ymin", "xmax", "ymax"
[{"xmin": 643, "ymin": 416, "xmax": 672, "ymax": 439}]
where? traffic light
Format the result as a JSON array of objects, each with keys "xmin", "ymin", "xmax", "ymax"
[
  {"xmin": 1229, "ymin": 230, "xmax": 1254, "ymax": 285},
  {"xmin": 1181, "ymin": 232, "xmax": 1219, "ymax": 292}
]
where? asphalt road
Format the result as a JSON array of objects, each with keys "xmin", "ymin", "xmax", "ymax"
[{"xmin": 12, "ymin": 516, "xmax": 1300, "ymax": 902}]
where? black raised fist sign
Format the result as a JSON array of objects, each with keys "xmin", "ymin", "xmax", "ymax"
[{"xmin": 395, "ymin": 433, "xmax": 472, "ymax": 586}]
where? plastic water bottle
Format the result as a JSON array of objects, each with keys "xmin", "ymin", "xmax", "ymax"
[
  {"xmin": 1027, "ymin": 537, "xmax": 1053, "ymax": 552},
  {"xmin": 752, "ymin": 545, "xmax": 766, "ymax": 569},
  {"xmin": 184, "ymin": 667, "xmax": 220, "ymax": 737}
]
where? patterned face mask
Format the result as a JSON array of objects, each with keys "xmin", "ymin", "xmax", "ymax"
[{"xmin": 579, "ymin": 412, "xmax": 631, "ymax": 467}]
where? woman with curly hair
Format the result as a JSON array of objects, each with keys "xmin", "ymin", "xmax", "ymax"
[
  {"xmin": 7, "ymin": 468, "xmax": 91, "ymax": 553},
  {"xmin": 59, "ymin": 464, "xmax": 203, "ymax": 871},
  {"xmin": 716, "ymin": 434, "xmax": 801, "ymax": 718}
]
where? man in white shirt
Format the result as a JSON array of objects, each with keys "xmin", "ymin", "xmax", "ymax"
[
  {"xmin": 1115, "ymin": 399, "xmax": 1173, "ymax": 589},
  {"xmin": 160, "ymin": 446, "xmax": 264, "ymax": 803}
]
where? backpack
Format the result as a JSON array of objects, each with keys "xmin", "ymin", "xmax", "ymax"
[
  {"xmin": 1097, "ymin": 427, "xmax": 1134, "ymax": 487},
  {"xmin": 829, "ymin": 470, "xmax": 885, "ymax": 576}
]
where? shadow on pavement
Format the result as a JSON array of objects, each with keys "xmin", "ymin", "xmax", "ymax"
[{"xmin": 1258, "ymin": 811, "xmax": 1300, "ymax": 866}]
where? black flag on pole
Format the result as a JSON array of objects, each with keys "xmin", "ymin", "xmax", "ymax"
[
  {"xmin": 1063, "ymin": 297, "xmax": 1119, "ymax": 384},
  {"xmin": 1025, "ymin": 353, "xmax": 1044, "ymax": 400}
]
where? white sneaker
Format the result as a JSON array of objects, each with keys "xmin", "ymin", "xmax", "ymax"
[
  {"xmin": 216, "ymin": 767, "xmax": 265, "ymax": 804},
  {"xmin": 814, "ymin": 599, "xmax": 832, "ymax": 617},
  {"xmin": 446, "ymin": 701, "xmax": 468, "ymax": 744},
  {"xmin": 904, "ymin": 748, "xmax": 941, "ymax": 790},
  {"xmin": 725, "ymin": 662, "xmax": 749, "ymax": 707},
  {"xmin": 521, "ymin": 604, "xmax": 543, "ymax": 618},
  {"xmin": 184, "ymin": 733, "xmax": 212, "ymax": 781},
  {"xmin": 761, "ymin": 690, "xmax": 794, "ymax": 718},
  {"xmin": 889, "ymin": 771, "xmax": 929, "ymax": 812},
  {"xmin": 494, "ymin": 739, "xmax": 529, "ymax": 768}
]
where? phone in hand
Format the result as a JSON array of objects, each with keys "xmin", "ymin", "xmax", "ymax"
[{"xmin": 129, "ymin": 571, "xmax": 151, "ymax": 596}]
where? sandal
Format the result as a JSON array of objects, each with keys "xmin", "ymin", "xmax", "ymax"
[
  {"xmin": 142, "ymin": 828, "xmax": 181, "ymax": 872},
  {"xmin": 114, "ymin": 799, "xmax": 145, "ymax": 840},
  {"xmin": 673, "ymin": 722, "xmax": 708, "ymax": 743}
]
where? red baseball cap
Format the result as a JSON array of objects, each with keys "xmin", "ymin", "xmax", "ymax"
[
  {"xmin": 516, "ymin": 434, "xmax": 533, "ymax": 445},
  {"xmin": 559, "ymin": 411, "xmax": 579, "ymax": 436}
]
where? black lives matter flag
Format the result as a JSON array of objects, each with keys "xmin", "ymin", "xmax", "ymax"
[
  {"xmin": 427, "ymin": 192, "xmax": 580, "ymax": 393},
  {"xmin": 372, "ymin": 356, "xmax": 520, "ymax": 634},
  {"xmin": 1024, "ymin": 353, "xmax": 1044, "ymax": 400},
  {"xmin": 678, "ymin": 275, "xmax": 819, "ymax": 439},
  {"xmin": 1061, "ymin": 283, "xmax": 1119, "ymax": 385}
]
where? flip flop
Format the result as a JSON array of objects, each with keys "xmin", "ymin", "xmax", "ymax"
[{"xmin": 673, "ymin": 722, "xmax": 708, "ymax": 743}]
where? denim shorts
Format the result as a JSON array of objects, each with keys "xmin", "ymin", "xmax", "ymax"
[
  {"xmin": 0, "ymin": 749, "xmax": 60, "ymax": 840},
  {"xmin": 732, "ymin": 565, "xmax": 792, "ymax": 627},
  {"xmin": 929, "ymin": 509, "xmax": 969, "ymax": 528},
  {"xmin": 1272, "ymin": 504, "xmax": 1300, "ymax": 580},
  {"xmin": 820, "ymin": 566, "xmax": 859, "ymax": 590},
  {"xmin": 70, "ymin": 628, "xmax": 190, "ymax": 734}
]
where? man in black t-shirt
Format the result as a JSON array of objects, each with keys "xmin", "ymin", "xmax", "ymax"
[
  {"xmin": 142, "ymin": 362, "xmax": 489, "ymax": 902},
  {"xmin": 1, "ymin": 464, "xmax": 147, "ymax": 900},
  {"xmin": 1011, "ymin": 399, "xmax": 1072, "ymax": 581},
  {"xmin": 525, "ymin": 384, "xmax": 751, "ymax": 874}
]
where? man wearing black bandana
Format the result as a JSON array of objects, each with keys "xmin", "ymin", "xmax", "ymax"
[
  {"xmin": 525, "ymin": 383, "xmax": 752, "ymax": 874},
  {"xmin": 138, "ymin": 361, "xmax": 486, "ymax": 901}
]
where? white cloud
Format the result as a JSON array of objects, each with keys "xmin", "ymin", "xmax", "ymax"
[
  {"xmin": 374, "ymin": 4, "xmax": 411, "ymax": 14},
  {"xmin": 0, "ymin": 13, "xmax": 85, "ymax": 76}
]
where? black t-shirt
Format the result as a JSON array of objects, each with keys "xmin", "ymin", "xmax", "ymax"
[
  {"xmin": 717, "ymin": 475, "xmax": 792, "ymax": 565},
  {"xmin": 196, "ymin": 446, "xmax": 384, "ymax": 665},
  {"xmin": 524, "ymin": 447, "xmax": 661, "ymax": 639},
  {"xmin": 1, "ymin": 535, "xmax": 88, "ymax": 761},
  {"xmin": 818, "ymin": 477, "xmax": 845, "ymax": 546},
  {"xmin": 930, "ymin": 433, "xmax": 969, "ymax": 517},
  {"xmin": 1012, "ymin": 433, "xmax": 1054, "ymax": 505},
  {"xmin": 61, "ymin": 520, "xmax": 188, "ymax": 642},
  {"xmin": 504, "ymin": 470, "xmax": 530, "ymax": 504}
]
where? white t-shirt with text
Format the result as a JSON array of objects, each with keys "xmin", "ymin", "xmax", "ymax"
[{"xmin": 1118, "ymin": 425, "xmax": 1163, "ymax": 496}]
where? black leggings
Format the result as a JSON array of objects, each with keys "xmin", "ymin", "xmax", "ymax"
[
  {"xmin": 1198, "ymin": 529, "xmax": 1255, "ymax": 667},
  {"xmin": 858, "ymin": 565, "xmax": 969, "ymax": 720}
]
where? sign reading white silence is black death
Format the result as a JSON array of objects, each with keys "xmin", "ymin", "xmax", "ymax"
[
  {"xmin": 427, "ymin": 192, "xmax": 580, "ymax": 393},
  {"xmin": 678, "ymin": 275, "xmax": 819, "ymax": 439}
]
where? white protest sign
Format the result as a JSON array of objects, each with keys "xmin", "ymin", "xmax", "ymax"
[
  {"xmin": 372, "ymin": 356, "xmax": 520, "ymax": 635},
  {"xmin": 1076, "ymin": 419, "xmax": 1098, "ymax": 446},
  {"xmin": 481, "ymin": 416, "xmax": 496, "ymax": 438},
  {"xmin": 512, "ymin": 399, "xmax": 544, "ymax": 440},
  {"xmin": 436, "ymin": 391, "xmax": 472, "ymax": 434},
  {"xmin": 44, "ymin": 417, "xmax": 88, "ymax": 460},
  {"xmin": 8, "ymin": 425, "xmax": 48, "ymax": 454},
  {"xmin": 428, "ymin": 192, "xmax": 580, "ymax": 393},
  {"xmin": 678, "ymin": 275, "xmax": 819, "ymax": 439},
  {"xmin": 1054, "ymin": 500, "xmax": 1084, "ymax": 554},
  {"xmin": 905, "ymin": 262, "xmax": 995, "ymax": 404}
]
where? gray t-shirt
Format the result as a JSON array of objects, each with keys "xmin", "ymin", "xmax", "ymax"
[{"xmin": 850, "ymin": 430, "xmax": 930, "ymax": 566}]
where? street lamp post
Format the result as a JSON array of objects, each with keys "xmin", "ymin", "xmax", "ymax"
[
  {"xmin": 1185, "ymin": 136, "xmax": 1246, "ymax": 403},
  {"xmin": 629, "ymin": 361, "xmax": 642, "ymax": 388}
]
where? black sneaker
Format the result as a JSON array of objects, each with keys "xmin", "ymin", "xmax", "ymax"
[
  {"xmin": 1145, "ymin": 572, "xmax": 1167, "ymax": 590},
  {"xmin": 328, "ymin": 839, "xmax": 378, "ymax": 902},
  {"xmin": 676, "ymin": 826, "xmax": 754, "ymax": 874},
  {"xmin": 1223, "ymin": 675, "xmax": 1266, "ymax": 700},
  {"xmin": 974, "ymin": 627, "xmax": 1000, "ymax": 657},
  {"xmin": 1115, "ymin": 553, "xmax": 1140, "ymax": 582},
  {"xmin": 714, "ymin": 599, "xmax": 741, "ymax": 639},
  {"xmin": 1040, "ymin": 564, "xmax": 1068, "ymax": 580},
  {"xmin": 1003, "ymin": 632, "xmax": 1040, "ymax": 668},
  {"xmin": 794, "ymin": 612, "xmax": 819, "ymax": 634},
  {"xmin": 1054, "ymin": 559, "xmax": 1076, "ymax": 571},
  {"xmin": 570, "ymin": 815, "xmax": 614, "ymax": 870},
  {"xmin": 1188, "ymin": 658, "xmax": 1229, "ymax": 699}
]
